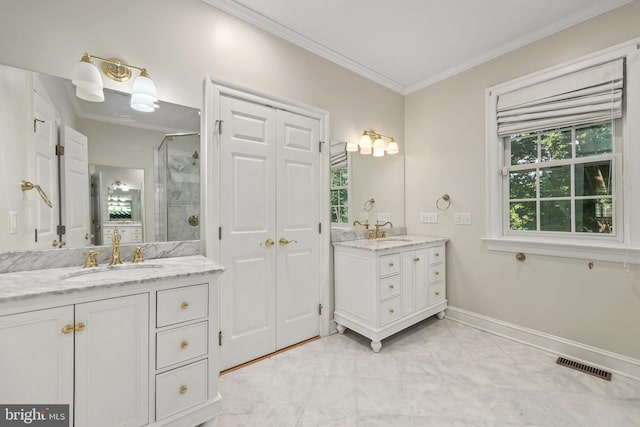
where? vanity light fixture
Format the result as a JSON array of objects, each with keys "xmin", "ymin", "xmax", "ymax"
[
  {"xmin": 346, "ymin": 130, "xmax": 399, "ymax": 157},
  {"xmin": 71, "ymin": 52, "xmax": 158, "ymax": 112}
]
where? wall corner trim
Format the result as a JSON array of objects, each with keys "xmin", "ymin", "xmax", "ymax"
[{"xmin": 446, "ymin": 306, "xmax": 640, "ymax": 381}]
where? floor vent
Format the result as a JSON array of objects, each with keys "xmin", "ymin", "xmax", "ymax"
[{"xmin": 556, "ymin": 357, "xmax": 612, "ymax": 381}]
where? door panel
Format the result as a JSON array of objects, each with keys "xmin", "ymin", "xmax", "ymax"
[
  {"xmin": 219, "ymin": 96, "xmax": 277, "ymax": 370},
  {"xmin": 61, "ymin": 126, "xmax": 90, "ymax": 248},
  {"xmin": 276, "ymin": 110, "xmax": 320, "ymax": 349},
  {"xmin": 30, "ymin": 87, "xmax": 58, "ymax": 248}
]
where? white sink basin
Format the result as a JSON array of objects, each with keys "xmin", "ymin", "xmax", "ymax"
[{"xmin": 59, "ymin": 264, "xmax": 165, "ymax": 282}]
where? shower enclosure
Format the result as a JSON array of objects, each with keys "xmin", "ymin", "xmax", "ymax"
[{"xmin": 155, "ymin": 132, "xmax": 200, "ymax": 241}]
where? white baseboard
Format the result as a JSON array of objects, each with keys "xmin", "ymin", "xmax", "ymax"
[{"xmin": 446, "ymin": 306, "xmax": 640, "ymax": 381}]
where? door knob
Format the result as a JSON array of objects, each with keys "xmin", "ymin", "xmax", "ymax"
[
  {"xmin": 279, "ymin": 237, "xmax": 298, "ymax": 246},
  {"xmin": 260, "ymin": 238, "xmax": 275, "ymax": 247}
]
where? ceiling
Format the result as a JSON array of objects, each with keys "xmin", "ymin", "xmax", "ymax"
[{"xmin": 203, "ymin": 0, "xmax": 633, "ymax": 94}]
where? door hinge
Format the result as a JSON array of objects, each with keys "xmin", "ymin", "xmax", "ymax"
[
  {"xmin": 218, "ymin": 226, "xmax": 222, "ymax": 240},
  {"xmin": 318, "ymin": 141, "xmax": 324, "ymax": 153},
  {"xmin": 216, "ymin": 119, "xmax": 223, "ymax": 135},
  {"xmin": 318, "ymin": 222, "xmax": 322, "ymax": 234},
  {"xmin": 33, "ymin": 118, "xmax": 44, "ymax": 132},
  {"xmin": 57, "ymin": 225, "xmax": 66, "ymax": 235},
  {"xmin": 318, "ymin": 303, "xmax": 323, "ymax": 316},
  {"xmin": 55, "ymin": 145, "xmax": 64, "ymax": 156},
  {"xmin": 218, "ymin": 330, "xmax": 223, "ymax": 346}
]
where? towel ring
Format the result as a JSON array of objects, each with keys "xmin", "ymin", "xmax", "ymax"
[
  {"xmin": 436, "ymin": 194, "xmax": 450, "ymax": 211},
  {"xmin": 363, "ymin": 198, "xmax": 375, "ymax": 212}
]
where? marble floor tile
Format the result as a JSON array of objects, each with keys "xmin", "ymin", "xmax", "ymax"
[{"xmin": 215, "ymin": 317, "xmax": 640, "ymax": 426}]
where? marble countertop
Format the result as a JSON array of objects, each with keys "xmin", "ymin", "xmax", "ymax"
[
  {"xmin": 332, "ymin": 234, "xmax": 448, "ymax": 251},
  {"xmin": 0, "ymin": 255, "xmax": 225, "ymax": 304}
]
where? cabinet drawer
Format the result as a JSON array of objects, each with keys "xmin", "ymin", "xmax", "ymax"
[
  {"xmin": 379, "ymin": 296, "xmax": 402, "ymax": 326},
  {"xmin": 429, "ymin": 263, "xmax": 445, "ymax": 283},
  {"xmin": 428, "ymin": 245, "xmax": 445, "ymax": 264},
  {"xmin": 157, "ymin": 321, "xmax": 208, "ymax": 369},
  {"xmin": 157, "ymin": 284, "xmax": 208, "ymax": 327},
  {"xmin": 156, "ymin": 360, "xmax": 208, "ymax": 420},
  {"xmin": 378, "ymin": 254, "xmax": 401, "ymax": 276},
  {"xmin": 379, "ymin": 275, "xmax": 400, "ymax": 300},
  {"xmin": 430, "ymin": 282, "xmax": 446, "ymax": 305}
]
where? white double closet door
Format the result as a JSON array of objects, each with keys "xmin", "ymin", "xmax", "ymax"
[{"xmin": 218, "ymin": 95, "xmax": 322, "ymax": 370}]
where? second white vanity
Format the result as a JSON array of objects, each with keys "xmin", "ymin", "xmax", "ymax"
[{"xmin": 333, "ymin": 235, "xmax": 447, "ymax": 352}]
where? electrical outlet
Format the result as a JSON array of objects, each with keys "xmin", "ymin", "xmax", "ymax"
[
  {"xmin": 454, "ymin": 212, "xmax": 472, "ymax": 225},
  {"xmin": 9, "ymin": 211, "xmax": 17, "ymax": 234},
  {"xmin": 420, "ymin": 212, "xmax": 438, "ymax": 223},
  {"xmin": 377, "ymin": 212, "xmax": 391, "ymax": 222}
]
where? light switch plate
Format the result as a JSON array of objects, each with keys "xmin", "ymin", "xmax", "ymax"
[
  {"xmin": 377, "ymin": 212, "xmax": 391, "ymax": 222},
  {"xmin": 454, "ymin": 212, "xmax": 472, "ymax": 225},
  {"xmin": 420, "ymin": 212, "xmax": 438, "ymax": 223}
]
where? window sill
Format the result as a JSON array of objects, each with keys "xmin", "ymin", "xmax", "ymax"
[{"xmin": 482, "ymin": 236, "xmax": 640, "ymax": 264}]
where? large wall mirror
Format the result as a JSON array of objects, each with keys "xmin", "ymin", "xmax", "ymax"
[{"xmin": 0, "ymin": 62, "xmax": 200, "ymax": 251}]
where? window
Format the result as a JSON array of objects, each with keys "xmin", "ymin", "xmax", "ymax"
[
  {"xmin": 330, "ymin": 167, "xmax": 349, "ymax": 225},
  {"xmin": 484, "ymin": 38, "xmax": 640, "ymax": 263},
  {"xmin": 505, "ymin": 121, "xmax": 618, "ymax": 236},
  {"xmin": 330, "ymin": 141, "xmax": 350, "ymax": 227}
]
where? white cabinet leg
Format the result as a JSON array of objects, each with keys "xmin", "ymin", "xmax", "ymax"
[
  {"xmin": 336, "ymin": 323, "xmax": 346, "ymax": 335},
  {"xmin": 370, "ymin": 340, "xmax": 382, "ymax": 353},
  {"xmin": 437, "ymin": 310, "xmax": 446, "ymax": 320}
]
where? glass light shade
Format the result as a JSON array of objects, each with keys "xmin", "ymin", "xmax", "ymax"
[
  {"xmin": 386, "ymin": 141, "xmax": 399, "ymax": 154},
  {"xmin": 72, "ymin": 59, "xmax": 103, "ymax": 91},
  {"xmin": 360, "ymin": 146, "xmax": 372, "ymax": 155},
  {"xmin": 131, "ymin": 72, "xmax": 157, "ymax": 100},
  {"xmin": 373, "ymin": 147, "xmax": 385, "ymax": 157},
  {"xmin": 359, "ymin": 132, "xmax": 372, "ymax": 149},
  {"xmin": 130, "ymin": 93, "xmax": 156, "ymax": 112},
  {"xmin": 75, "ymin": 86, "xmax": 105, "ymax": 102},
  {"xmin": 373, "ymin": 137, "xmax": 385, "ymax": 150},
  {"xmin": 346, "ymin": 141, "xmax": 359, "ymax": 152}
]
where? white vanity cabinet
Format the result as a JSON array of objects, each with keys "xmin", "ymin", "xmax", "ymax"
[
  {"xmin": 0, "ymin": 294, "xmax": 148, "ymax": 427},
  {"xmin": 333, "ymin": 237, "xmax": 447, "ymax": 352},
  {"xmin": 0, "ymin": 257, "xmax": 223, "ymax": 427}
]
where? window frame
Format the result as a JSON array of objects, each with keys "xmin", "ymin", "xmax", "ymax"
[
  {"xmin": 484, "ymin": 38, "xmax": 640, "ymax": 263},
  {"xmin": 330, "ymin": 156, "xmax": 352, "ymax": 230}
]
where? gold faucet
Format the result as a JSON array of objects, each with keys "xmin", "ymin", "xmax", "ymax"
[
  {"xmin": 374, "ymin": 221, "xmax": 393, "ymax": 239},
  {"xmin": 353, "ymin": 220, "xmax": 370, "ymax": 230},
  {"xmin": 110, "ymin": 228, "xmax": 122, "ymax": 266},
  {"xmin": 83, "ymin": 250, "xmax": 100, "ymax": 268},
  {"xmin": 132, "ymin": 247, "xmax": 144, "ymax": 263}
]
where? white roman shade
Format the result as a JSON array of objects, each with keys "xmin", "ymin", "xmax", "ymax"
[
  {"xmin": 497, "ymin": 58, "xmax": 624, "ymax": 136},
  {"xmin": 330, "ymin": 141, "xmax": 347, "ymax": 171}
]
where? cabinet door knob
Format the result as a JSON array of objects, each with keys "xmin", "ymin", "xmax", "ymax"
[
  {"xmin": 414, "ymin": 257, "xmax": 420, "ymax": 262},
  {"xmin": 389, "ymin": 284, "xmax": 394, "ymax": 289},
  {"xmin": 434, "ymin": 253, "xmax": 440, "ymax": 257},
  {"xmin": 389, "ymin": 308, "xmax": 395, "ymax": 314},
  {"xmin": 179, "ymin": 385, "xmax": 188, "ymax": 394},
  {"xmin": 435, "ymin": 292, "xmax": 440, "ymax": 296},
  {"xmin": 389, "ymin": 262, "xmax": 394, "ymax": 267},
  {"xmin": 435, "ymin": 271, "xmax": 440, "ymax": 275},
  {"xmin": 74, "ymin": 323, "xmax": 85, "ymax": 332},
  {"xmin": 180, "ymin": 341, "xmax": 189, "ymax": 350},
  {"xmin": 181, "ymin": 302, "xmax": 189, "ymax": 310},
  {"xmin": 62, "ymin": 324, "xmax": 74, "ymax": 334}
]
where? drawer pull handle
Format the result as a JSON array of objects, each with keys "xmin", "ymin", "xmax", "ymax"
[
  {"xmin": 389, "ymin": 284, "xmax": 394, "ymax": 289},
  {"xmin": 414, "ymin": 257, "xmax": 420, "ymax": 262},
  {"xmin": 389, "ymin": 308, "xmax": 395, "ymax": 314},
  {"xmin": 181, "ymin": 302, "xmax": 189, "ymax": 310},
  {"xmin": 74, "ymin": 323, "xmax": 85, "ymax": 332},
  {"xmin": 179, "ymin": 385, "xmax": 188, "ymax": 395},
  {"xmin": 435, "ymin": 271, "xmax": 440, "ymax": 275},
  {"xmin": 62, "ymin": 324, "xmax": 74, "ymax": 334},
  {"xmin": 435, "ymin": 292, "xmax": 440, "ymax": 296},
  {"xmin": 180, "ymin": 341, "xmax": 189, "ymax": 350},
  {"xmin": 389, "ymin": 262, "xmax": 394, "ymax": 267},
  {"xmin": 435, "ymin": 253, "xmax": 440, "ymax": 257}
]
